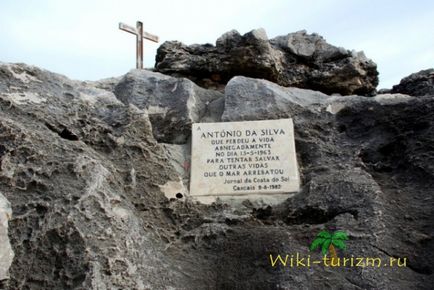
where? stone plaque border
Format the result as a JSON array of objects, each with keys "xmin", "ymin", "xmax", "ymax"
[{"xmin": 189, "ymin": 118, "xmax": 300, "ymax": 199}]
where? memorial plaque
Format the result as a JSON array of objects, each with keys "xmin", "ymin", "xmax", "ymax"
[{"xmin": 190, "ymin": 119, "xmax": 300, "ymax": 198}]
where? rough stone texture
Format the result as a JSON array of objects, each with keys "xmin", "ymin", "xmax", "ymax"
[
  {"xmin": 391, "ymin": 68, "xmax": 434, "ymax": 96},
  {"xmin": 88, "ymin": 76, "xmax": 123, "ymax": 92},
  {"xmin": 0, "ymin": 63, "xmax": 194, "ymax": 289},
  {"xmin": 114, "ymin": 69, "xmax": 223, "ymax": 143},
  {"xmin": 221, "ymin": 76, "xmax": 434, "ymax": 288},
  {"xmin": 162, "ymin": 143, "xmax": 190, "ymax": 186},
  {"xmin": 0, "ymin": 62, "xmax": 433, "ymax": 289},
  {"xmin": 223, "ymin": 76, "xmax": 330, "ymax": 121},
  {"xmin": 0, "ymin": 193, "xmax": 13, "ymax": 283},
  {"xmin": 155, "ymin": 29, "xmax": 379, "ymax": 96}
]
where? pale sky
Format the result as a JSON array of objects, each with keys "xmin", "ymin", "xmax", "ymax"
[{"xmin": 0, "ymin": 0, "xmax": 433, "ymax": 89}]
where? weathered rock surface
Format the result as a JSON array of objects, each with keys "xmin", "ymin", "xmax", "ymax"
[
  {"xmin": 0, "ymin": 63, "xmax": 192, "ymax": 289},
  {"xmin": 0, "ymin": 62, "xmax": 433, "ymax": 289},
  {"xmin": 114, "ymin": 69, "xmax": 223, "ymax": 143},
  {"xmin": 391, "ymin": 68, "xmax": 434, "ymax": 96},
  {"xmin": 223, "ymin": 76, "xmax": 330, "ymax": 121},
  {"xmin": 0, "ymin": 193, "xmax": 13, "ymax": 283},
  {"xmin": 221, "ymin": 76, "xmax": 434, "ymax": 288},
  {"xmin": 155, "ymin": 29, "xmax": 379, "ymax": 96}
]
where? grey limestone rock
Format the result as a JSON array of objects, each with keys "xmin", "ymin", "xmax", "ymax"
[
  {"xmin": 0, "ymin": 62, "xmax": 433, "ymax": 289},
  {"xmin": 220, "ymin": 76, "xmax": 434, "ymax": 288},
  {"xmin": 223, "ymin": 76, "xmax": 330, "ymax": 121},
  {"xmin": 114, "ymin": 69, "xmax": 223, "ymax": 143},
  {"xmin": 0, "ymin": 63, "xmax": 192, "ymax": 289},
  {"xmin": 155, "ymin": 29, "xmax": 379, "ymax": 96}
]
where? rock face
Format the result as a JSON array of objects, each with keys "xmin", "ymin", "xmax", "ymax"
[
  {"xmin": 0, "ymin": 63, "xmax": 190, "ymax": 289},
  {"xmin": 155, "ymin": 29, "xmax": 379, "ymax": 96},
  {"xmin": 391, "ymin": 68, "xmax": 434, "ymax": 96},
  {"xmin": 0, "ymin": 193, "xmax": 13, "ymax": 283},
  {"xmin": 114, "ymin": 69, "xmax": 223, "ymax": 143},
  {"xmin": 1, "ymin": 61, "xmax": 433, "ymax": 289},
  {"xmin": 223, "ymin": 76, "xmax": 329, "ymax": 121}
]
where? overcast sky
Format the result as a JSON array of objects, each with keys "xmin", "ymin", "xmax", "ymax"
[{"xmin": 0, "ymin": 0, "xmax": 433, "ymax": 89}]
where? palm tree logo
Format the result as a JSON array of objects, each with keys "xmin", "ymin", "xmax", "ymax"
[{"xmin": 309, "ymin": 230, "xmax": 348, "ymax": 260}]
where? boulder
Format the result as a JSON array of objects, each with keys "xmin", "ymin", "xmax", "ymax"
[
  {"xmin": 391, "ymin": 68, "xmax": 434, "ymax": 96},
  {"xmin": 0, "ymin": 193, "xmax": 13, "ymax": 282},
  {"xmin": 114, "ymin": 69, "xmax": 223, "ymax": 143},
  {"xmin": 222, "ymin": 76, "xmax": 330, "ymax": 121},
  {"xmin": 155, "ymin": 29, "xmax": 379, "ymax": 96}
]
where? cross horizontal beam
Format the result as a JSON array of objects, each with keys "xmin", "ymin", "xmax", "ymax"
[
  {"xmin": 119, "ymin": 21, "xmax": 160, "ymax": 69},
  {"xmin": 119, "ymin": 23, "xmax": 159, "ymax": 42}
]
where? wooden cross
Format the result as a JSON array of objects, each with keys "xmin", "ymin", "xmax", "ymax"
[{"xmin": 119, "ymin": 21, "xmax": 159, "ymax": 69}]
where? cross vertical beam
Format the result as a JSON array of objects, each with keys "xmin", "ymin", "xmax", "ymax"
[
  {"xmin": 136, "ymin": 21, "xmax": 143, "ymax": 69},
  {"xmin": 119, "ymin": 21, "xmax": 159, "ymax": 69}
]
